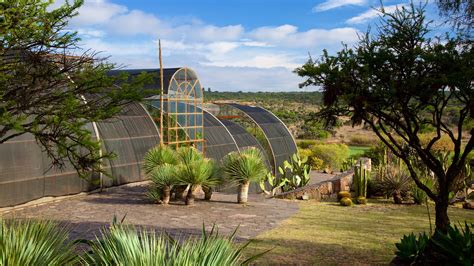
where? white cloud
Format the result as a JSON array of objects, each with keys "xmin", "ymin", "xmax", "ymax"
[
  {"xmin": 70, "ymin": 0, "xmax": 127, "ymax": 25},
  {"xmin": 106, "ymin": 10, "xmax": 163, "ymax": 36},
  {"xmin": 313, "ymin": 0, "xmax": 366, "ymax": 12},
  {"xmin": 346, "ymin": 4, "xmax": 406, "ymax": 24},
  {"xmin": 55, "ymin": 0, "xmax": 363, "ymax": 91},
  {"xmin": 250, "ymin": 26, "xmax": 360, "ymax": 48},
  {"xmin": 250, "ymin": 25, "xmax": 298, "ymax": 41},
  {"xmin": 204, "ymin": 54, "xmax": 300, "ymax": 69}
]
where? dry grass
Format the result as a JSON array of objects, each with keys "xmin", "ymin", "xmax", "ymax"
[{"xmin": 245, "ymin": 200, "xmax": 474, "ymax": 265}]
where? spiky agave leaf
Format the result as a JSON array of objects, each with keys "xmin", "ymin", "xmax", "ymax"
[
  {"xmin": 176, "ymin": 146, "xmax": 203, "ymax": 166},
  {"xmin": 149, "ymin": 163, "xmax": 179, "ymax": 187},
  {"xmin": 170, "ymin": 223, "xmax": 269, "ymax": 266},
  {"xmin": 81, "ymin": 224, "xmax": 168, "ymax": 265},
  {"xmin": 176, "ymin": 158, "xmax": 221, "ymax": 188},
  {"xmin": 223, "ymin": 148, "xmax": 268, "ymax": 184},
  {"xmin": 143, "ymin": 145, "xmax": 178, "ymax": 175},
  {"xmin": 0, "ymin": 219, "xmax": 77, "ymax": 265}
]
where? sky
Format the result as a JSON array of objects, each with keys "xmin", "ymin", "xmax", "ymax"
[{"xmin": 53, "ymin": 0, "xmax": 441, "ymax": 91}]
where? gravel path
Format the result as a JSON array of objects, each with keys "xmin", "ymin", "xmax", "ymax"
[{"xmin": 1, "ymin": 182, "xmax": 299, "ymax": 241}]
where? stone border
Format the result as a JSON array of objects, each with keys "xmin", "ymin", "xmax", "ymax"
[{"xmin": 275, "ymin": 158, "xmax": 371, "ymax": 200}]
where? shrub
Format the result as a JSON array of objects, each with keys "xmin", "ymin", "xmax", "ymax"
[
  {"xmin": 356, "ymin": 196, "xmax": 367, "ymax": 204},
  {"xmin": 298, "ymin": 148, "xmax": 325, "ymax": 171},
  {"xmin": 297, "ymin": 140, "xmax": 318, "ymax": 149},
  {"xmin": 311, "ymin": 143, "xmax": 350, "ymax": 173},
  {"xmin": 0, "ymin": 219, "xmax": 78, "ymax": 265},
  {"xmin": 411, "ymin": 177, "xmax": 435, "ymax": 205},
  {"xmin": 349, "ymin": 134, "xmax": 374, "ymax": 146},
  {"xmin": 337, "ymin": 191, "xmax": 351, "ymax": 201},
  {"xmin": 372, "ymin": 164, "xmax": 412, "ymax": 204},
  {"xmin": 340, "ymin": 197, "xmax": 352, "ymax": 206},
  {"xmin": 432, "ymin": 222, "xmax": 474, "ymax": 265},
  {"xmin": 419, "ymin": 133, "xmax": 454, "ymax": 152},
  {"xmin": 395, "ymin": 232, "xmax": 429, "ymax": 263},
  {"xmin": 298, "ymin": 148, "xmax": 312, "ymax": 160},
  {"xmin": 82, "ymin": 223, "xmax": 266, "ymax": 265}
]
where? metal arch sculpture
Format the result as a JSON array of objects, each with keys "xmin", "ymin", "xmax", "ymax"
[
  {"xmin": 225, "ymin": 103, "xmax": 298, "ymax": 175},
  {"xmin": 146, "ymin": 67, "xmax": 205, "ymax": 151},
  {"xmin": 202, "ymin": 109, "xmax": 240, "ymax": 162}
]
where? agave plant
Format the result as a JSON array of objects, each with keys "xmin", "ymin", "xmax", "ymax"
[
  {"xmin": 82, "ymin": 223, "xmax": 268, "ymax": 265},
  {"xmin": 143, "ymin": 145, "xmax": 178, "ymax": 174},
  {"xmin": 177, "ymin": 159, "xmax": 220, "ymax": 205},
  {"xmin": 81, "ymin": 224, "xmax": 169, "ymax": 265},
  {"xmin": 223, "ymin": 148, "xmax": 268, "ymax": 204},
  {"xmin": 176, "ymin": 147, "xmax": 221, "ymax": 205},
  {"xmin": 143, "ymin": 145, "xmax": 179, "ymax": 205},
  {"xmin": 148, "ymin": 164, "xmax": 179, "ymax": 204},
  {"xmin": 0, "ymin": 219, "xmax": 77, "ymax": 265}
]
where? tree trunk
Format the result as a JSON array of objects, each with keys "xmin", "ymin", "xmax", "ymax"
[
  {"xmin": 435, "ymin": 197, "xmax": 450, "ymax": 233},
  {"xmin": 392, "ymin": 190, "xmax": 403, "ymax": 204},
  {"xmin": 185, "ymin": 186, "xmax": 195, "ymax": 205},
  {"xmin": 175, "ymin": 185, "xmax": 187, "ymax": 201},
  {"xmin": 203, "ymin": 186, "xmax": 212, "ymax": 200},
  {"xmin": 238, "ymin": 181, "xmax": 250, "ymax": 204},
  {"xmin": 161, "ymin": 186, "xmax": 171, "ymax": 205}
]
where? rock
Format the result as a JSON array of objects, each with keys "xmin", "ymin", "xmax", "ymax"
[
  {"xmin": 299, "ymin": 193, "xmax": 309, "ymax": 200},
  {"xmin": 462, "ymin": 201, "xmax": 474, "ymax": 210}
]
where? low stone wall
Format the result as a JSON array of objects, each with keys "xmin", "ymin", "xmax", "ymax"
[{"xmin": 275, "ymin": 158, "xmax": 371, "ymax": 200}]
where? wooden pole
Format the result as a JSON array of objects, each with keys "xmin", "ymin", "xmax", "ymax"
[{"xmin": 159, "ymin": 40, "xmax": 164, "ymax": 145}]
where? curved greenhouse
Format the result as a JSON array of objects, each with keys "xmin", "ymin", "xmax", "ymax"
[{"xmin": 0, "ymin": 67, "xmax": 297, "ymax": 207}]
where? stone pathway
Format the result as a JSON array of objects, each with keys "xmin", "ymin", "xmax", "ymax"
[{"xmin": 1, "ymin": 182, "xmax": 299, "ymax": 241}]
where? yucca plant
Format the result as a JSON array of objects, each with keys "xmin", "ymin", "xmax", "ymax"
[
  {"xmin": 0, "ymin": 219, "xmax": 77, "ymax": 265},
  {"xmin": 143, "ymin": 145, "xmax": 178, "ymax": 174},
  {"xmin": 148, "ymin": 164, "xmax": 179, "ymax": 204},
  {"xmin": 170, "ymin": 224, "xmax": 268, "ymax": 265},
  {"xmin": 223, "ymin": 148, "xmax": 268, "ymax": 204},
  {"xmin": 143, "ymin": 145, "xmax": 179, "ymax": 204},
  {"xmin": 177, "ymin": 157, "xmax": 220, "ymax": 205},
  {"xmin": 82, "ymin": 223, "xmax": 268, "ymax": 265},
  {"xmin": 81, "ymin": 224, "xmax": 169, "ymax": 265}
]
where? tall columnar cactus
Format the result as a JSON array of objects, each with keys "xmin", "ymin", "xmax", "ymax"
[{"xmin": 354, "ymin": 160, "xmax": 370, "ymax": 198}]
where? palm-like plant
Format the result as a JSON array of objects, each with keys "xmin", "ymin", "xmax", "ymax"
[
  {"xmin": 148, "ymin": 164, "xmax": 178, "ymax": 204},
  {"xmin": 176, "ymin": 150, "xmax": 220, "ymax": 205},
  {"xmin": 143, "ymin": 145, "xmax": 179, "ymax": 205},
  {"xmin": 0, "ymin": 219, "xmax": 78, "ymax": 265},
  {"xmin": 223, "ymin": 148, "xmax": 268, "ymax": 204},
  {"xmin": 143, "ymin": 145, "xmax": 178, "ymax": 174}
]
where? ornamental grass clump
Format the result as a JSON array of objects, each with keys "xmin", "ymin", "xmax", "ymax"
[
  {"xmin": 82, "ymin": 223, "xmax": 267, "ymax": 265},
  {"xmin": 0, "ymin": 219, "xmax": 78, "ymax": 265}
]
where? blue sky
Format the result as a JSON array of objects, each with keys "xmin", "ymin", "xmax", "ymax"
[{"xmin": 55, "ymin": 0, "xmax": 441, "ymax": 91}]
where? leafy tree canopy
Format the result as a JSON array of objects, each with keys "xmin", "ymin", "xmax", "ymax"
[
  {"xmin": 0, "ymin": 0, "xmax": 155, "ymax": 178},
  {"xmin": 296, "ymin": 3, "xmax": 473, "ymax": 232}
]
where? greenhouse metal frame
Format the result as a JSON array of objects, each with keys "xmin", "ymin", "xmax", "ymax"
[{"xmin": 0, "ymin": 67, "xmax": 297, "ymax": 207}]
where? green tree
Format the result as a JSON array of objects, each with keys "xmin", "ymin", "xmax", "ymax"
[
  {"xmin": 0, "ymin": 0, "xmax": 153, "ymax": 177},
  {"xmin": 296, "ymin": 4, "xmax": 473, "ymax": 233},
  {"xmin": 436, "ymin": 0, "xmax": 473, "ymax": 35}
]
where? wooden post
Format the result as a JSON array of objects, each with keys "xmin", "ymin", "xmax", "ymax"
[{"xmin": 159, "ymin": 40, "xmax": 164, "ymax": 146}]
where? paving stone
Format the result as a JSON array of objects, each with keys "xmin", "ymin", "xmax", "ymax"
[{"xmin": 0, "ymin": 182, "xmax": 299, "ymax": 241}]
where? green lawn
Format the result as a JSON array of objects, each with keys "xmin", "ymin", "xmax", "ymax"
[
  {"xmin": 244, "ymin": 200, "xmax": 474, "ymax": 265},
  {"xmin": 349, "ymin": 145, "xmax": 371, "ymax": 157}
]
